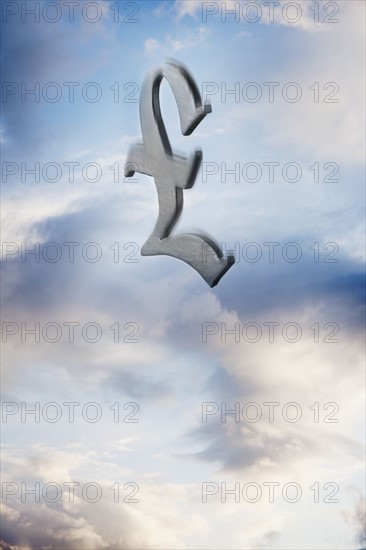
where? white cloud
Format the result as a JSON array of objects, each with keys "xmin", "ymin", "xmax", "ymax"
[
  {"xmin": 174, "ymin": 0, "xmax": 202, "ymax": 19},
  {"xmin": 235, "ymin": 30, "xmax": 250, "ymax": 39},
  {"xmin": 167, "ymin": 26, "xmax": 209, "ymax": 52},
  {"xmin": 144, "ymin": 38, "xmax": 160, "ymax": 52},
  {"xmin": 267, "ymin": 2, "xmax": 363, "ymax": 163}
]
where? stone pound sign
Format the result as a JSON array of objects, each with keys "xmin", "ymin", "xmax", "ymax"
[{"xmin": 124, "ymin": 61, "xmax": 235, "ymax": 287}]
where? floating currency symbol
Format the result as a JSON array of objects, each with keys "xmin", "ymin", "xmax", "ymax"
[{"xmin": 124, "ymin": 61, "xmax": 234, "ymax": 287}]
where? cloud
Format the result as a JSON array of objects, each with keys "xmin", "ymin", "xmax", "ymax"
[
  {"xmin": 1, "ymin": 445, "xmax": 208, "ymax": 550},
  {"xmin": 167, "ymin": 26, "xmax": 209, "ymax": 52},
  {"xmin": 220, "ymin": 1, "xmax": 365, "ymax": 164},
  {"xmin": 174, "ymin": 0, "xmax": 202, "ymax": 19},
  {"xmin": 143, "ymin": 26, "xmax": 210, "ymax": 55},
  {"xmin": 1, "ymin": 1, "xmax": 364, "ymax": 548},
  {"xmin": 144, "ymin": 38, "xmax": 159, "ymax": 52},
  {"xmin": 343, "ymin": 495, "xmax": 366, "ymax": 549}
]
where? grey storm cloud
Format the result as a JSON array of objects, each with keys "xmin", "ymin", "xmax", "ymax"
[
  {"xmin": 204, "ymin": 367, "xmax": 258, "ymax": 402},
  {"xmin": 0, "ymin": 497, "xmax": 137, "ymax": 550},
  {"xmin": 353, "ymin": 496, "xmax": 366, "ymax": 549},
  {"xmin": 3, "ymin": 205, "xmax": 364, "ymax": 331},
  {"xmin": 1, "ymin": 204, "xmax": 143, "ymax": 316},
  {"xmin": 178, "ymin": 399, "xmax": 363, "ymax": 474},
  {"xmin": 216, "ymin": 243, "xmax": 365, "ymax": 330},
  {"xmin": 104, "ymin": 369, "xmax": 172, "ymax": 401}
]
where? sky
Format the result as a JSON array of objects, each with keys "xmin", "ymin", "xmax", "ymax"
[{"xmin": 0, "ymin": 0, "xmax": 365, "ymax": 549}]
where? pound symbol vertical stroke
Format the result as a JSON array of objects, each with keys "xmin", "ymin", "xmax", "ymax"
[{"xmin": 124, "ymin": 61, "xmax": 234, "ymax": 287}]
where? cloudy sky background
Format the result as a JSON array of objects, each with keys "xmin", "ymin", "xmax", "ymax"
[{"xmin": 1, "ymin": 0, "xmax": 365, "ymax": 548}]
